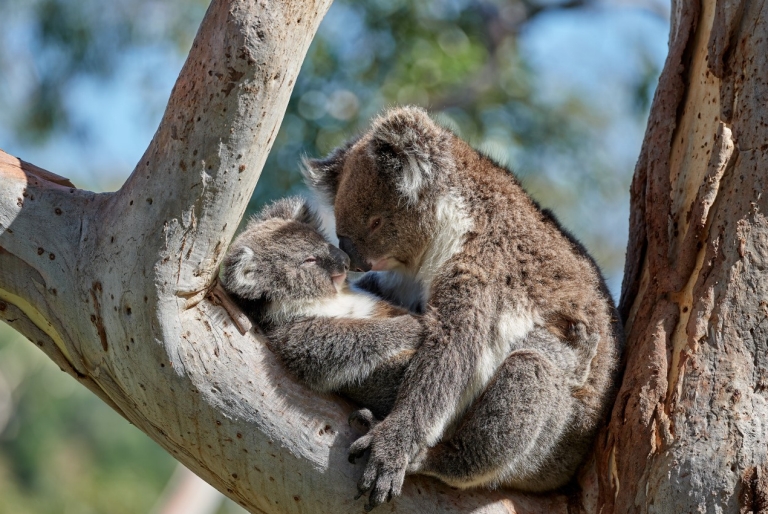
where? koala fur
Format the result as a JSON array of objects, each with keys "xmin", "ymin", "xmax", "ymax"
[
  {"xmin": 304, "ymin": 106, "xmax": 623, "ymax": 509},
  {"xmin": 219, "ymin": 197, "xmax": 421, "ymax": 419}
]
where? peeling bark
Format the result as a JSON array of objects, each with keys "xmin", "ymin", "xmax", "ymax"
[
  {"xmin": 1, "ymin": 0, "xmax": 767, "ymax": 511},
  {"xmin": 598, "ymin": 0, "xmax": 768, "ymax": 510}
]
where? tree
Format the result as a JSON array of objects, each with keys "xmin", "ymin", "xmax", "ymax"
[
  {"xmin": 0, "ymin": 0, "xmax": 764, "ymax": 513},
  {"xmin": 599, "ymin": 0, "xmax": 768, "ymax": 509}
]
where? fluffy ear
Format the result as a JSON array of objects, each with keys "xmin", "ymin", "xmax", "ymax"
[
  {"xmin": 301, "ymin": 136, "xmax": 359, "ymax": 206},
  {"xmin": 255, "ymin": 196, "xmax": 324, "ymax": 233},
  {"xmin": 368, "ymin": 106, "xmax": 454, "ymax": 204},
  {"xmin": 220, "ymin": 246, "xmax": 269, "ymax": 300}
]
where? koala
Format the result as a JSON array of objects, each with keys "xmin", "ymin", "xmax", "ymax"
[
  {"xmin": 219, "ymin": 196, "xmax": 422, "ymax": 419},
  {"xmin": 304, "ymin": 106, "xmax": 623, "ymax": 510}
]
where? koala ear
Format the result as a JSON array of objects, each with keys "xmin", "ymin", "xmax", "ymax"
[
  {"xmin": 221, "ymin": 246, "xmax": 269, "ymax": 300},
  {"xmin": 255, "ymin": 196, "xmax": 324, "ymax": 234},
  {"xmin": 302, "ymin": 136, "xmax": 359, "ymax": 206},
  {"xmin": 369, "ymin": 106, "xmax": 454, "ymax": 204}
]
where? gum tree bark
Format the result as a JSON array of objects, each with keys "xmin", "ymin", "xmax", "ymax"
[
  {"xmin": 1, "ymin": 0, "xmax": 766, "ymax": 512},
  {"xmin": 588, "ymin": 0, "xmax": 768, "ymax": 510}
]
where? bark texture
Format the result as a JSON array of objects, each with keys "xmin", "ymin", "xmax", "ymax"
[
  {"xmin": 1, "ymin": 0, "xmax": 766, "ymax": 512},
  {"xmin": 592, "ymin": 0, "xmax": 768, "ymax": 510}
]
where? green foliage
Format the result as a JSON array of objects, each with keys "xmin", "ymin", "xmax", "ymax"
[
  {"xmin": 0, "ymin": 325, "xmax": 176, "ymax": 513},
  {"xmin": 0, "ymin": 0, "xmax": 208, "ymax": 142},
  {"xmin": 255, "ymin": 0, "xmax": 588, "ymax": 212}
]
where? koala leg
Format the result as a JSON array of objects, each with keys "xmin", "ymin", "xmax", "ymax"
[{"xmin": 409, "ymin": 348, "xmax": 575, "ymax": 491}]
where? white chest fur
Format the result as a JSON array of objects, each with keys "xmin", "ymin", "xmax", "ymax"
[
  {"xmin": 416, "ymin": 193, "xmax": 474, "ymax": 305},
  {"xmin": 267, "ymin": 289, "xmax": 380, "ymax": 324},
  {"xmin": 308, "ymin": 291, "xmax": 380, "ymax": 319}
]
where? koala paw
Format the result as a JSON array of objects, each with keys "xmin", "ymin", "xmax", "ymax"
[
  {"xmin": 349, "ymin": 408, "xmax": 379, "ymax": 434},
  {"xmin": 349, "ymin": 417, "xmax": 412, "ymax": 511},
  {"xmin": 348, "ymin": 433, "xmax": 372, "ymax": 465},
  {"xmin": 569, "ymin": 321, "xmax": 600, "ymax": 354}
]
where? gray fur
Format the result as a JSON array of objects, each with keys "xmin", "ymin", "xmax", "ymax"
[{"xmin": 305, "ymin": 106, "xmax": 623, "ymax": 510}]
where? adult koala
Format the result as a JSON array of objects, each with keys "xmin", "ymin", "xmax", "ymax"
[{"xmin": 304, "ymin": 106, "xmax": 623, "ymax": 510}]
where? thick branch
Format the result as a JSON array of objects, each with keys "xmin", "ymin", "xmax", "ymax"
[{"xmin": 98, "ymin": 0, "xmax": 329, "ymax": 303}]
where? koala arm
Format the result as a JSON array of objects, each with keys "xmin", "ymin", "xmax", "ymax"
[
  {"xmin": 350, "ymin": 273, "xmax": 496, "ymax": 508},
  {"xmin": 267, "ymin": 314, "xmax": 422, "ymax": 393}
]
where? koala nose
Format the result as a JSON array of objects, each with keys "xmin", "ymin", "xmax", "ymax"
[
  {"xmin": 338, "ymin": 236, "xmax": 371, "ymax": 272},
  {"xmin": 329, "ymin": 244, "xmax": 350, "ymax": 272}
]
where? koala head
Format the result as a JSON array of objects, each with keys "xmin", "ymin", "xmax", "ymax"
[
  {"xmin": 220, "ymin": 197, "xmax": 350, "ymax": 303},
  {"xmin": 303, "ymin": 106, "xmax": 454, "ymax": 273}
]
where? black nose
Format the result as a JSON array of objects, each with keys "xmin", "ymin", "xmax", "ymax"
[
  {"xmin": 329, "ymin": 244, "xmax": 350, "ymax": 271},
  {"xmin": 337, "ymin": 236, "xmax": 371, "ymax": 272}
]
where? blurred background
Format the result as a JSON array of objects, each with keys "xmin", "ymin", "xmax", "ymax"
[{"xmin": 0, "ymin": 0, "xmax": 668, "ymax": 511}]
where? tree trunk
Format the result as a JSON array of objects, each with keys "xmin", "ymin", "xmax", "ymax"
[
  {"xmin": 0, "ymin": 0, "xmax": 765, "ymax": 512},
  {"xmin": 591, "ymin": 0, "xmax": 768, "ymax": 510}
]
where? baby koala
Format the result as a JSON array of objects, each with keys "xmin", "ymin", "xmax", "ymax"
[
  {"xmin": 219, "ymin": 196, "xmax": 421, "ymax": 419},
  {"xmin": 220, "ymin": 196, "xmax": 601, "ymax": 507}
]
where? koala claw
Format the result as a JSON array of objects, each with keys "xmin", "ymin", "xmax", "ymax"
[
  {"xmin": 352, "ymin": 422, "xmax": 409, "ymax": 511},
  {"xmin": 349, "ymin": 408, "xmax": 379, "ymax": 434},
  {"xmin": 359, "ymin": 458, "xmax": 406, "ymax": 511},
  {"xmin": 349, "ymin": 433, "xmax": 373, "ymax": 464}
]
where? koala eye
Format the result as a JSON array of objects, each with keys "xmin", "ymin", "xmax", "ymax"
[
  {"xmin": 302, "ymin": 256, "xmax": 317, "ymax": 265},
  {"xmin": 369, "ymin": 217, "xmax": 382, "ymax": 231}
]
